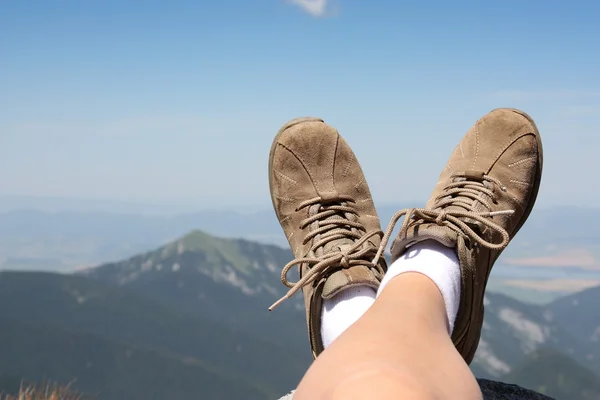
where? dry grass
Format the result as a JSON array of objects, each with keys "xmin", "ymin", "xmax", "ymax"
[{"xmin": 1, "ymin": 384, "xmax": 83, "ymax": 400}]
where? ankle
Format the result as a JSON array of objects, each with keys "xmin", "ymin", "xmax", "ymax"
[
  {"xmin": 377, "ymin": 240, "xmax": 461, "ymax": 334},
  {"xmin": 375, "ymin": 272, "xmax": 449, "ymax": 335}
]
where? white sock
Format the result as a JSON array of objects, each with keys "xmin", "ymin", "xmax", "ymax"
[
  {"xmin": 377, "ymin": 240, "xmax": 461, "ymax": 334},
  {"xmin": 321, "ymin": 286, "xmax": 376, "ymax": 348}
]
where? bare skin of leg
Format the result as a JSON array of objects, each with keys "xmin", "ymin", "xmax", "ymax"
[{"xmin": 293, "ymin": 273, "xmax": 483, "ymax": 400}]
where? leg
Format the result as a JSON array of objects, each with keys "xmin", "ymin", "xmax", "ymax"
[
  {"xmin": 294, "ymin": 272, "xmax": 482, "ymax": 399},
  {"xmin": 269, "ymin": 109, "xmax": 542, "ymax": 399}
]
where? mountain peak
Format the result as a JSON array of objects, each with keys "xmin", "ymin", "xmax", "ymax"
[
  {"xmin": 177, "ymin": 229, "xmax": 220, "ymax": 249},
  {"xmin": 87, "ymin": 230, "xmax": 295, "ymax": 300},
  {"xmin": 161, "ymin": 229, "xmax": 254, "ymax": 275}
]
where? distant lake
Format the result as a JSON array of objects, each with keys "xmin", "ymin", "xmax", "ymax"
[{"xmin": 491, "ymin": 264, "xmax": 600, "ymax": 280}]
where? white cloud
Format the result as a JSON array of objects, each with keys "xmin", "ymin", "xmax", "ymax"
[{"xmin": 288, "ymin": 0, "xmax": 331, "ymax": 17}]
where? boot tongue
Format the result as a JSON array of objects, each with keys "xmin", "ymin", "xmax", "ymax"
[
  {"xmin": 314, "ymin": 206, "xmax": 357, "ymax": 257},
  {"xmin": 390, "ymin": 178, "xmax": 494, "ymax": 260},
  {"xmin": 322, "ymin": 239, "xmax": 354, "ymax": 255},
  {"xmin": 308, "ymin": 204, "xmax": 382, "ymax": 299},
  {"xmin": 320, "ymin": 233, "xmax": 374, "ymax": 300},
  {"xmin": 402, "ymin": 223, "xmax": 458, "ymax": 249},
  {"xmin": 388, "ymin": 221, "xmax": 458, "ymax": 266},
  {"xmin": 321, "ymin": 264, "xmax": 380, "ymax": 299},
  {"xmin": 432, "ymin": 174, "xmax": 492, "ymax": 232}
]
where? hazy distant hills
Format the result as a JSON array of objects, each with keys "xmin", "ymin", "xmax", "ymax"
[
  {"xmin": 1, "ymin": 205, "xmax": 599, "ymax": 274},
  {"xmin": 0, "ymin": 230, "xmax": 598, "ymax": 399},
  {"xmin": 0, "ymin": 209, "xmax": 283, "ymax": 271}
]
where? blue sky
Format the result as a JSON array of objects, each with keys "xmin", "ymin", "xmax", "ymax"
[{"xmin": 1, "ymin": 0, "xmax": 599, "ymax": 210}]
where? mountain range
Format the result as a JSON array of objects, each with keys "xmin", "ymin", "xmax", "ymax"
[
  {"xmin": 0, "ymin": 230, "xmax": 598, "ymax": 399},
  {"xmin": 2, "ymin": 205, "xmax": 599, "ymax": 272}
]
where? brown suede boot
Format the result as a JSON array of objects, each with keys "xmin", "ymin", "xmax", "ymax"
[
  {"xmin": 268, "ymin": 117, "xmax": 387, "ymax": 358},
  {"xmin": 374, "ymin": 108, "xmax": 543, "ymax": 364}
]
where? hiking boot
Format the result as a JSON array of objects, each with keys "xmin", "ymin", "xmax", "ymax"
[
  {"xmin": 375, "ymin": 108, "xmax": 543, "ymax": 364},
  {"xmin": 268, "ymin": 117, "xmax": 387, "ymax": 358}
]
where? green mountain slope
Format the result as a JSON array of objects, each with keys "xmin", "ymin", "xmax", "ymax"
[
  {"xmin": 470, "ymin": 292, "xmax": 592, "ymax": 380},
  {"xmin": 1, "ymin": 230, "xmax": 598, "ymax": 399},
  {"xmin": 0, "ymin": 270, "xmax": 308, "ymax": 398},
  {"xmin": 85, "ymin": 230, "xmax": 310, "ymax": 352},
  {"xmin": 504, "ymin": 349, "xmax": 600, "ymax": 400},
  {"xmin": 547, "ymin": 285, "xmax": 600, "ymax": 371},
  {"xmin": 86, "ymin": 230, "xmax": 600, "ymax": 388},
  {"xmin": 0, "ymin": 318, "xmax": 269, "ymax": 400}
]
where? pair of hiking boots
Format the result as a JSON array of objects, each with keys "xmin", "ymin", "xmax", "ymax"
[{"xmin": 268, "ymin": 108, "xmax": 543, "ymax": 364}]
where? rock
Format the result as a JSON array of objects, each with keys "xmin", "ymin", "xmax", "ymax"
[
  {"xmin": 478, "ymin": 379, "xmax": 554, "ymax": 399},
  {"xmin": 278, "ymin": 379, "xmax": 555, "ymax": 400}
]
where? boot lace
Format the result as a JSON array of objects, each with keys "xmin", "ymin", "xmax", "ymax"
[
  {"xmin": 373, "ymin": 172, "xmax": 515, "ymax": 266},
  {"xmin": 269, "ymin": 195, "xmax": 384, "ymax": 311}
]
